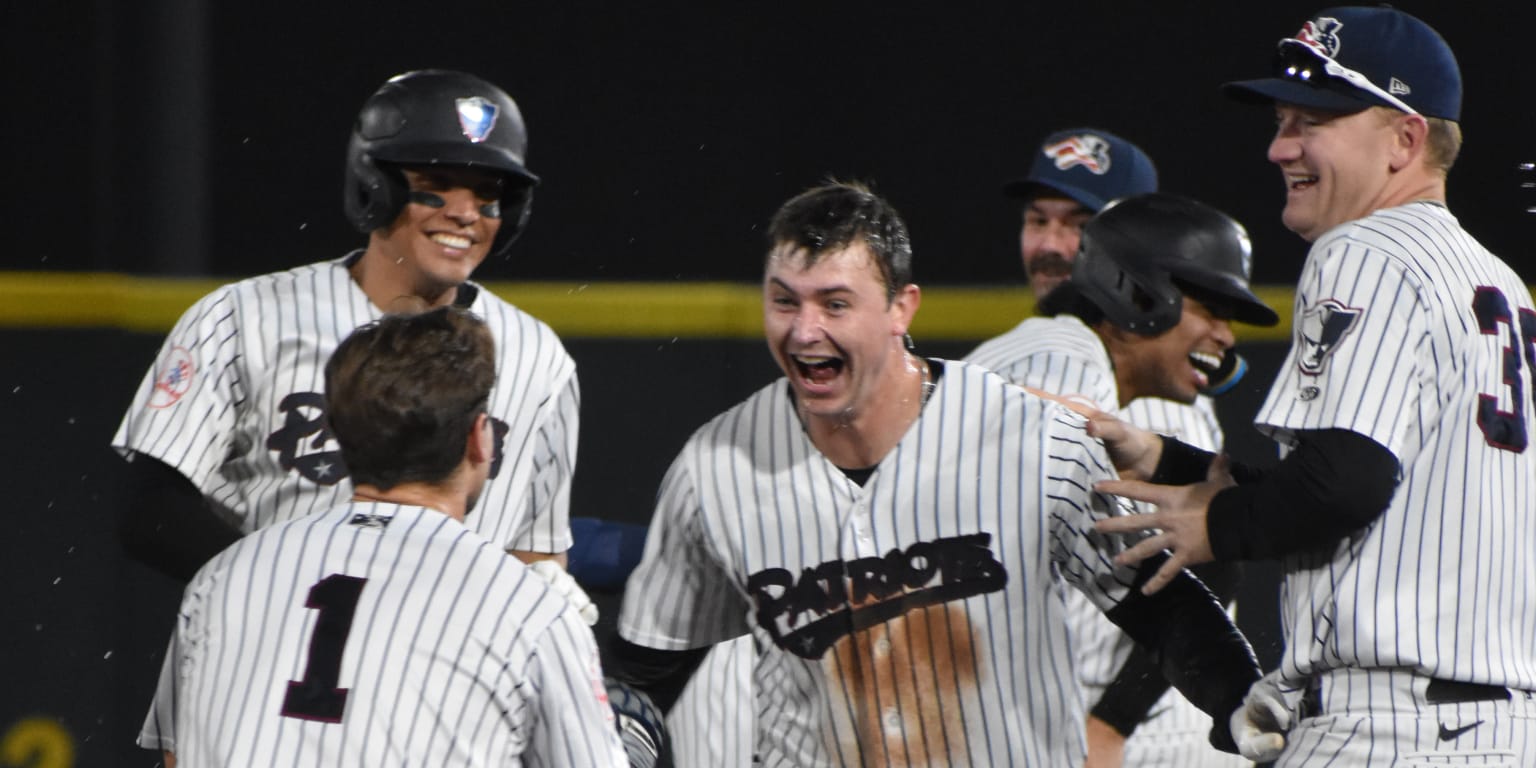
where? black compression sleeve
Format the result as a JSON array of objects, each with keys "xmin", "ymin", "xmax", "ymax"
[
  {"xmin": 1089, "ymin": 560, "xmax": 1243, "ymax": 736},
  {"xmin": 1148, "ymin": 436, "xmax": 1264, "ymax": 486},
  {"xmin": 1207, "ymin": 429, "xmax": 1399, "ymax": 560},
  {"xmin": 606, "ymin": 636, "xmax": 712, "ymax": 714},
  {"xmin": 118, "ymin": 454, "xmax": 243, "ymax": 582},
  {"xmin": 1102, "ymin": 556, "xmax": 1260, "ymax": 754}
]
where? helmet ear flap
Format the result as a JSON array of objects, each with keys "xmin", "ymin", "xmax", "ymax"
[
  {"xmin": 343, "ymin": 138, "xmax": 409, "ymax": 234},
  {"xmin": 488, "ymin": 184, "xmax": 533, "ymax": 257}
]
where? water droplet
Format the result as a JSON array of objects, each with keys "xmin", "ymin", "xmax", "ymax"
[
  {"xmin": 242, "ymin": 137, "xmax": 251, "ymax": 144},
  {"xmin": 67, "ymin": 546, "xmax": 76, "ymax": 554},
  {"xmin": 34, "ymin": 624, "xmax": 43, "ymax": 631},
  {"xmin": 298, "ymin": 222, "xmax": 308, "ymax": 230},
  {"xmin": 52, "ymin": 577, "xmax": 61, "ymax": 585},
  {"xmin": 66, "ymin": 417, "xmax": 76, "ymax": 425},
  {"xmin": 10, "ymin": 386, "xmax": 20, "ymax": 394},
  {"xmin": 103, "ymin": 650, "xmax": 114, "ymax": 660}
]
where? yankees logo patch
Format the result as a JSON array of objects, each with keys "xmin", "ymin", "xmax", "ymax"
[
  {"xmin": 1042, "ymin": 134, "xmax": 1112, "ymax": 175},
  {"xmin": 745, "ymin": 532, "xmax": 1008, "ymax": 660},
  {"xmin": 149, "ymin": 346, "xmax": 196, "ymax": 408},
  {"xmin": 1298, "ymin": 298, "xmax": 1361, "ymax": 376},
  {"xmin": 1293, "ymin": 16, "xmax": 1344, "ymax": 58}
]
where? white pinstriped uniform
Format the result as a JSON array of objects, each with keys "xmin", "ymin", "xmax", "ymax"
[
  {"xmin": 115, "ymin": 253, "xmax": 579, "ymax": 753},
  {"xmin": 619, "ymin": 359, "xmax": 1152, "ymax": 767},
  {"xmin": 968, "ymin": 315, "xmax": 1248, "ymax": 768},
  {"xmin": 112, "ymin": 251, "xmax": 578, "ymax": 555},
  {"xmin": 1257, "ymin": 202, "xmax": 1536, "ymax": 765},
  {"xmin": 667, "ymin": 636, "xmax": 755, "ymax": 768},
  {"xmin": 146, "ymin": 500, "xmax": 626, "ymax": 767}
]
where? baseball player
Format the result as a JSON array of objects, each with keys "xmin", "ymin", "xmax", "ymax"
[
  {"xmin": 113, "ymin": 70, "xmax": 603, "ymax": 754},
  {"xmin": 1091, "ymin": 7, "xmax": 1536, "ymax": 765},
  {"xmin": 609, "ymin": 181, "xmax": 1265, "ymax": 766},
  {"xmin": 970, "ymin": 129, "xmax": 1251, "ymax": 768},
  {"xmin": 973, "ymin": 191, "xmax": 1278, "ymax": 768},
  {"xmin": 147, "ymin": 307, "xmax": 626, "ymax": 767}
]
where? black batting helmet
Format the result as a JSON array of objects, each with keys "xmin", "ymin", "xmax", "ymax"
[
  {"xmin": 1068, "ymin": 193, "xmax": 1279, "ymax": 335},
  {"xmin": 343, "ymin": 69, "xmax": 539, "ymax": 259}
]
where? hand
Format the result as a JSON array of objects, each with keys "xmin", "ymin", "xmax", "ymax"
[
  {"xmin": 1024, "ymin": 387, "xmax": 1162, "ymax": 481},
  {"xmin": 1092, "ymin": 455, "xmax": 1235, "ymax": 594},
  {"xmin": 1229, "ymin": 671, "xmax": 1291, "ymax": 762},
  {"xmin": 527, "ymin": 559, "xmax": 600, "ymax": 625},
  {"xmin": 606, "ymin": 677, "xmax": 666, "ymax": 768},
  {"xmin": 1083, "ymin": 714, "xmax": 1127, "ymax": 768}
]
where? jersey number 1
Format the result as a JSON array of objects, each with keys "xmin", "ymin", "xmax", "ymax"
[
  {"xmin": 1473, "ymin": 287, "xmax": 1536, "ymax": 452},
  {"xmin": 281, "ymin": 574, "xmax": 367, "ymax": 722}
]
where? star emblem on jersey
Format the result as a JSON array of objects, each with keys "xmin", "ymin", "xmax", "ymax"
[
  {"xmin": 745, "ymin": 532, "xmax": 1008, "ymax": 660},
  {"xmin": 1297, "ymin": 299, "xmax": 1362, "ymax": 376},
  {"xmin": 456, "ymin": 96, "xmax": 499, "ymax": 143},
  {"xmin": 1042, "ymin": 134, "xmax": 1112, "ymax": 175},
  {"xmin": 1438, "ymin": 720, "xmax": 1482, "ymax": 741}
]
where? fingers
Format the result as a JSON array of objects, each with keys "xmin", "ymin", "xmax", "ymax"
[
  {"xmin": 1022, "ymin": 386, "xmax": 1107, "ymax": 418},
  {"xmin": 1092, "ymin": 479, "xmax": 1163, "ymax": 505},
  {"xmin": 528, "ymin": 559, "xmax": 601, "ymax": 626}
]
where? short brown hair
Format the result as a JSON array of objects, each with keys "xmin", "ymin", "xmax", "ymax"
[
  {"xmin": 324, "ymin": 307, "xmax": 496, "ymax": 489},
  {"xmin": 1424, "ymin": 117, "xmax": 1462, "ymax": 175},
  {"xmin": 766, "ymin": 180, "xmax": 913, "ymax": 303}
]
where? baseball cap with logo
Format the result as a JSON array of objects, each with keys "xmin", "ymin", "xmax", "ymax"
[
  {"xmin": 1003, "ymin": 128, "xmax": 1158, "ymax": 212},
  {"xmin": 1222, "ymin": 6, "xmax": 1461, "ymax": 120}
]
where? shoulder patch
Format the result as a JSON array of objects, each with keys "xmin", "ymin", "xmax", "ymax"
[
  {"xmin": 1297, "ymin": 299, "xmax": 1361, "ymax": 376},
  {"xmin": 149, "ymin": 346, "xmax": 196, "ymax": 408}
]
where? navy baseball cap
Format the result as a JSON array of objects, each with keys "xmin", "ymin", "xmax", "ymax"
[
  {"xmin": 1003, "ymin": 128, "xmax": 1158, "ymax": 212},
  {"xmin": 1222, "ymin": 6, "xmax": 1461, "ymax": 120}
]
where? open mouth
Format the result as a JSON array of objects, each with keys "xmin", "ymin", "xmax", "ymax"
[
  {"xmin": 1287, "ymin": 174, "xmax": 1318, "ymax": 192},
  {"xmin": 1189, "ymin": 351, "xmax": 1221, "ymax": 387},
  {"xmin": 794, "ymin": 354, "xmax": 845, "ymax": 386},
  {"xmin": 429, "ymin": 232, "xmax": 473, "ymax": 250}
]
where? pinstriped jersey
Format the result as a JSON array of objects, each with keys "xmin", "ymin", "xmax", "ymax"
[
  {"xmin": 618, "ymin": 359, "xmax": 1146, "ymax": 767},
  {"xmin": 111, "ymin": 253, "xmax": 577, "ymax": 555},
  {"xmin": 1256, "ymin": 202, "xmax": 1536, "ymax": 690},
  {"xmin": 667, "ymin": 636, "xmax": 755, "ymax": 768},
  {"xmin": 143, "ymin": 501, "xmax": 626, "ymax": 767},
  {"xmin": 967, "ymin": 314, "xmax": 1243, "ymax": 768}
]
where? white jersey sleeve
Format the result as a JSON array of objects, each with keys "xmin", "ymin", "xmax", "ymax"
[{"xmin": 617, "ymin": 454, "xmax": 750, "ymax": 651}]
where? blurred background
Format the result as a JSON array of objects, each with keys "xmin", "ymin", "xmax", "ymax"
[{"xmin": 3, "ymin": 1, "xmax": 1532, "ymax": 764}]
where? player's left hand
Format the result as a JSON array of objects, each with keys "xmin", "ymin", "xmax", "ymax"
[
  {"xmin": 527, "ymin": 559, "xmax": 600, "ymax": 625},
  {"xmin": 1093, "ymin": 455, "xmax": 1235, "ymax": 594},
  {"xmin": 1229, "ymin": 670, "xmax": 1291, "ymax": 761}
]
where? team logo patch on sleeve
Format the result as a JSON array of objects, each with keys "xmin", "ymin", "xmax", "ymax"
[
  {"xmin": 1042, "ymin": 134, "xmax": 1112, "ymax": 175},
  {"xmin": 148, "ymin": 346, "xmax": 196, "ymax": 408},
  {"xmin": 1297, "ymin": 299, "xmax": 1361, "ymax": 376}
]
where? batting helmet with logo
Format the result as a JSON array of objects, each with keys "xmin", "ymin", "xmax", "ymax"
[
  {"xmin": 343, "ymin": 69, "xmax": 540, "ymax": 258},
  {"xmin": 1067, "ymin": 193, "xmax": 1279, "ymax": 335}
]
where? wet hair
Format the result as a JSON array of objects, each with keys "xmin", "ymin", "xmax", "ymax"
[
  {"xmin": 765, "ymin": 180, "xmax": 914, "ymax": 302},
  {"xmin": 324, "ymin": 306, "xmax": 496, "ymax": 489}
]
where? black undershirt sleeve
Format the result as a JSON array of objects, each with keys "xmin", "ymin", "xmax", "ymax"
[
  {"xmin": 1089, "ymin": 560, "xmax": 1242, "ymax": 736},
  {"xmin": 1101, "ymin": 556, "xmax": 1260, "ymax": 753},
  {"xmin": 1148, "ymin": 430, "xmax": 1399, "ymax": 559},
  {"xmin": 606, "ymin": 636, "xmax": 712, "ymax": 715},
  {"xmin": 118, "ymin": 454, "xmax": 243, "ymax": 583}
]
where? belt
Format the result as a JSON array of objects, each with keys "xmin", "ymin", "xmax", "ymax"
[{"xmin": 1298, "ymin": 677, "xmax": 1512, "ymax": 719}]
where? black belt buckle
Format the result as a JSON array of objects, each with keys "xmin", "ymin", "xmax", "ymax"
[{"xmin": 1425, "ymin": 678, "xmax": 1512, "ymax": 705}]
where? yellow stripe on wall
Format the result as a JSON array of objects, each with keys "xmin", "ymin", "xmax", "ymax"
[{"xmin": 0, "ymin": 271, "xmax": 1336, "ymax": 342}]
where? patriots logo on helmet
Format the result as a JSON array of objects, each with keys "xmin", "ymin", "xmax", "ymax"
[
  {"xmin": 455, "ymin": 96, "xmax": 499, "ymax": 143},
  {"xmin": 1293, "ymin": 17, "xmax": 1344, "ymax": 58},
  {"xmin": 1297, "ymin": 298, "xmax": 1361, "ymax": 376},
  {"xmin": 1043, "ymin": 134, "xmax": 1112, "ymax": 175}
]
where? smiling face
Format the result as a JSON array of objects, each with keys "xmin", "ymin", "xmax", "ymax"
[
  {"xmin": 1268, "ymin": 104, "xmax": 1402, "ymax": 242},
  {"xmin": 763, "ymin": 242, "xmax": 918, "ymax": 424},
  {"xmin": 1104, "ymin": 296, "xmax": 1235, "ymax": 406},
  {"xmin": 367, "ymin": 166, "xmax": 506, "ymax": 306},
  {"xmin": 1021, "ymin": 196, "xmax": 1095, "ymax": 299}
]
